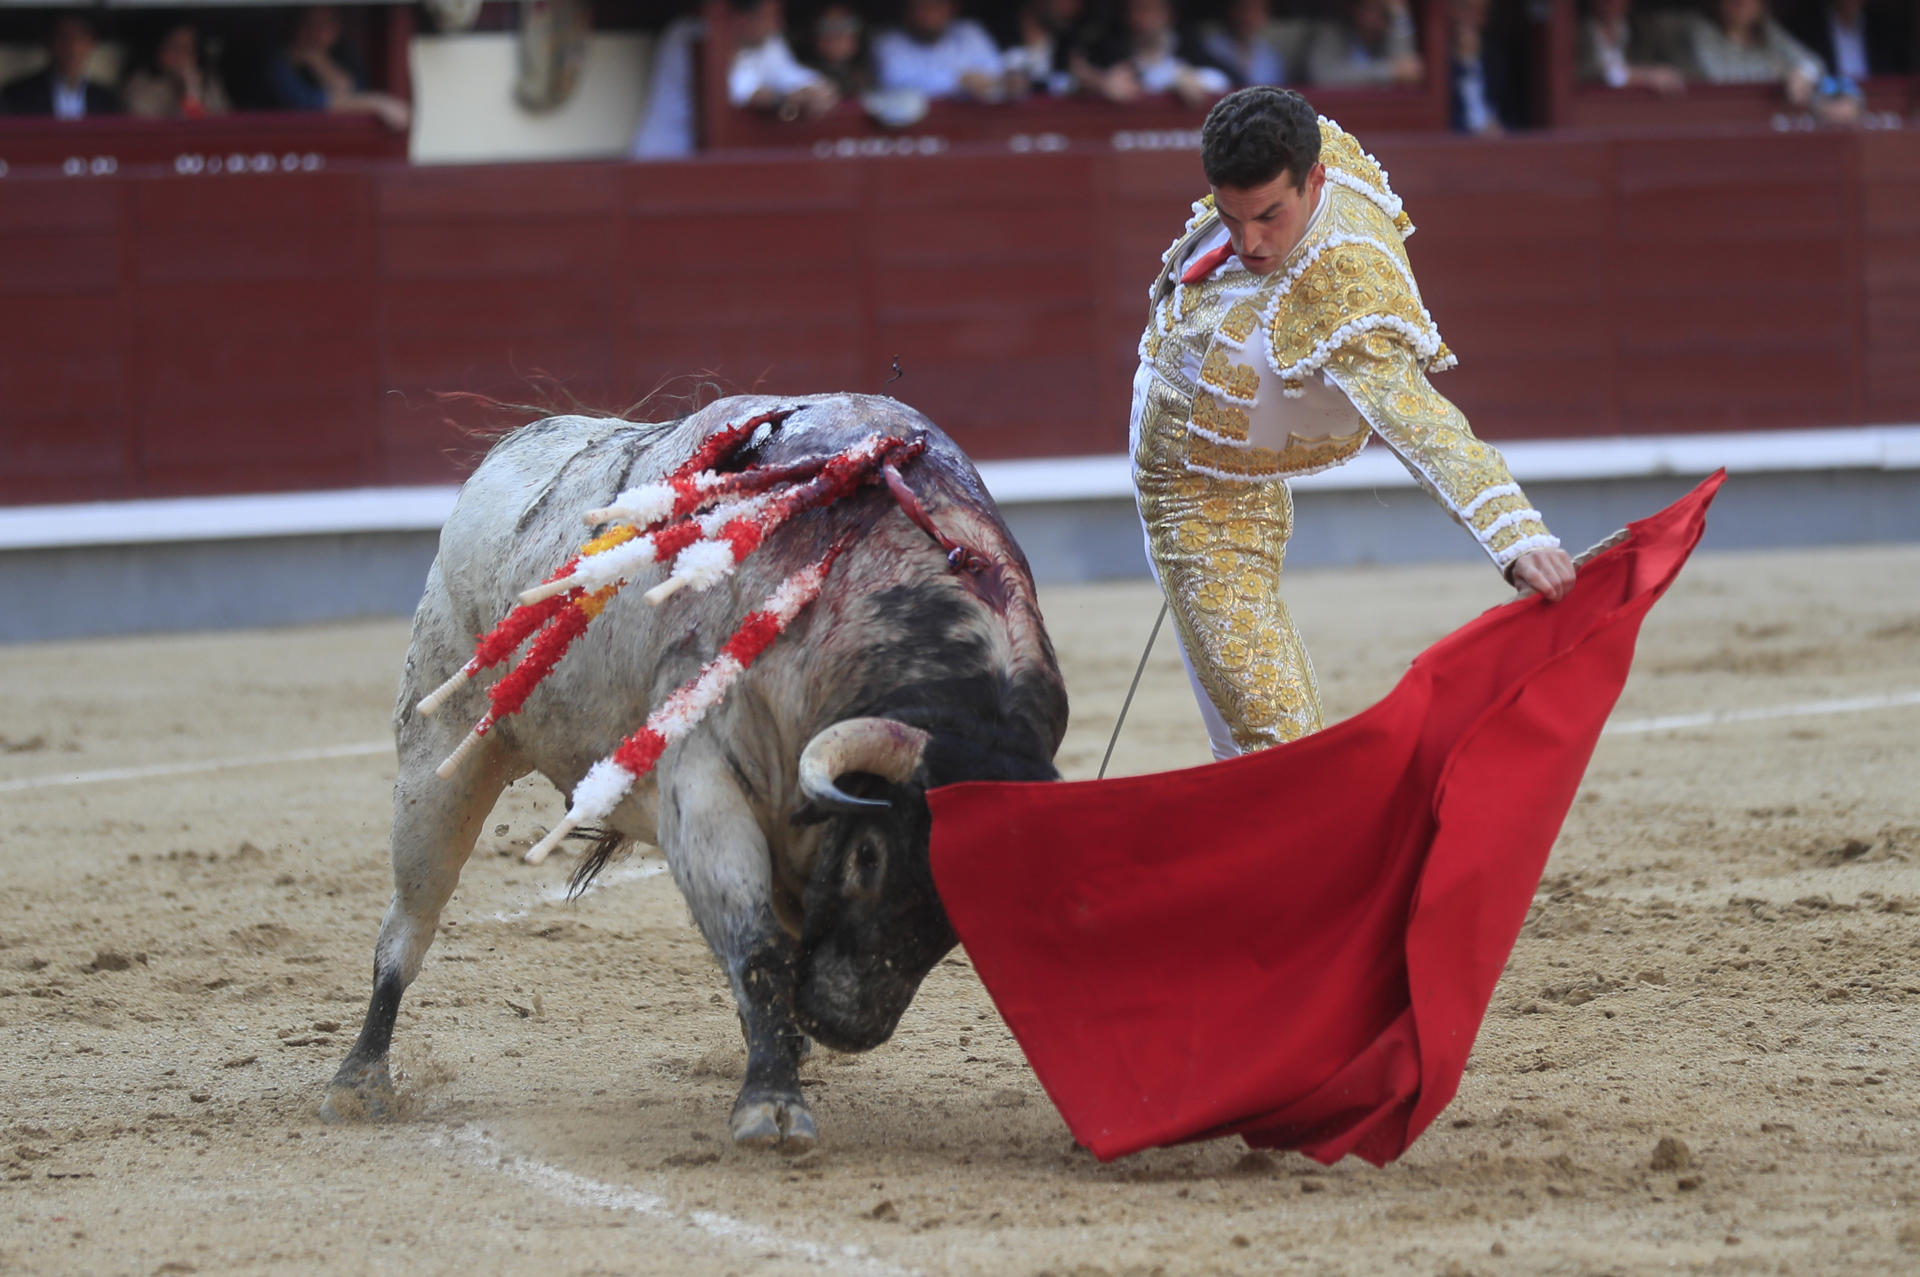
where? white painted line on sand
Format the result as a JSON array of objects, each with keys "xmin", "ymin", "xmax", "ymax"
[
  {"xmin": 4, "ymin": 688, "xmax": 1914, "ymax": 795},
  {"xmin": 486, "ymin": 860, "xmax": 670, "ymax": 923},
  {"xmin": 0, "ymin": 740, "xmax": 393, "ymax": 794},
  {"xmin": 443, "ymin": 1125, "xmax": 916, "ymax": 1276},
  {"xmin": 1603, "ymin": 689, "xmax": 1920, "ymax": 736}
]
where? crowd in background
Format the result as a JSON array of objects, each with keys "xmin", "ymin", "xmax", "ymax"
[
  {"xmin": 0, "ymin": 1, "xmax": 1911, "ymax": 145},
  {"xmin": 1581, "ymin": 0, "xmax": 1911, "ymax": 123},
  {"xmin": 703, "ymin": 0, "xmax": 1912, "ymax": 140},
  {"xmin": 0, "ymin": 5, "xmax": 410, "ymax": 129}
]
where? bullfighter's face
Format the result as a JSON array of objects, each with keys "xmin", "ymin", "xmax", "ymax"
[{"xmin": 1214, "ymin": 161, "xmax": 1327, "ymax": 276}]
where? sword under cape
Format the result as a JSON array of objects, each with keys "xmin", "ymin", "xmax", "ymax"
[{"xmin": 1097, "ymin": 602, "xmax": 1167, "ymax": 780}]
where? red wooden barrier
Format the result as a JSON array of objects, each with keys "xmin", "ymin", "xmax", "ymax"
[
  {"xmin": 0, "ymin": 112, "xmax": 406, "ymax": 175},
  {"xmin": 2, "ymin": 126, "xmax": 1917, "ymax": 507}
]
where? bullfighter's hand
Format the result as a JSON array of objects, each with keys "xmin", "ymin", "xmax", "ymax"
[{"xmin": 1511, "ymin": 546, "xmax": 1576, "ymax": 601}]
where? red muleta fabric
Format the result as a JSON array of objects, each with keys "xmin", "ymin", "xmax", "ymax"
[{"xmin": 928, "ymin": 473, "xmax": 1723, "ymax": 1166}]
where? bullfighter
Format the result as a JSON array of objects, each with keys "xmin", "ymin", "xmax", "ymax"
[{"xmin": 1133, "ymin": 86, "xmax": 1577, "ymax": 758}]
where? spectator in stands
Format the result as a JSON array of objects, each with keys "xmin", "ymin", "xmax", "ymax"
[
  {"xmin": 268, "ymin": 5, "xmax": 411, "ymax": 131},
  {"xmin": 873, "ymin": 0, "xmax": 1006, "ymax": 101},
  {"xmin": 124, "ymin": 19, "xmax": 230, "ymax": 119},
  {"xmin": 1786, "ymin": 0, "xmax": 1913, "ymax": 80},
  {"xmin": 801, "ymin": 3, "xmax": 878, "ymax": 98},
  {"xmin": 1578, "ymin": 0, "xmax": 1686, "ymax": 93},
  {"xmin": 1002, "ymin": 0, "xmax": 1095, "ymax": 97},
  {"xmin": 727, "ymin": 0, "xmax": 840, "ymax": 119},
  {"xmin": 2, "ymin": 13, "xmax": 124, "ymax": 118},
  {"xmin": 1198, "ymin": 0, "xmax": 1293, "ymax": 88},
  {"xmin": 1684, "ymin": 0, "xmax": 1825, "ymax": 99},
  {"xmin": 1076, "ymin": 0, "xmax": 1231, "ymax": 108},
  {"xmin": 1304, "ymin": 0, "xmax": 1424, "ymax": 87},
  {"xmin": 631, "ymin": 9, "xmax": 703, "ymax": 158},
  {"xmin": 1447, "ymin": 0, "xmax": 1516, "ymax": 133}
]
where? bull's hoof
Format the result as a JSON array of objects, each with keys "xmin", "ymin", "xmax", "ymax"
[
  {"xmin": 320, "ymin": 1057, "xmax": 395, "ymax": 1124},
  {"xmin": 729, "ymin": 1093, "xmax": 817, "ymax": 1150}
]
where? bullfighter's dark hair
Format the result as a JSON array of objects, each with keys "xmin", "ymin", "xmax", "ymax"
[{"xmin": 1201, "ymin": 87, "xmax": 1322, "ymax": 192}]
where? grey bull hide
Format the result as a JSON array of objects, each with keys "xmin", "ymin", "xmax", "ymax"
[{"xmin": 321, "ymin": 393, "xmax": 1068, "ymax": 1148}]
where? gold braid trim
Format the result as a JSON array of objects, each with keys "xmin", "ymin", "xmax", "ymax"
[
  {"xmin": 1133, "ymin": 375, "xmax": 1325, "ymax": 750},
  {"xmin": 1264, "ymin": 239, "xmax": 1439, "ymax": 388},
  {"xmin": 1317, "ymin": 119, "xmax": 1417, "ymax": 238},
  {"xmin": 1322, "ymin": 333, "xmax": 1557, "ymax": 568}
]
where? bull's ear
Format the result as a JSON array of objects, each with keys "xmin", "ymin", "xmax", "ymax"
[{"xmin": 789, "ymin": 799, "xmax": 833, "ymax": 827}]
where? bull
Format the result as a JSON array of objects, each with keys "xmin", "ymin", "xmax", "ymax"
[{"xmin": 321, "ymin": 393, "xmax": 1068, "ymax": 1147}]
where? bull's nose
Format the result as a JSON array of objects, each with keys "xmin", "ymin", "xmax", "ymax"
[
  {"xmin": 793, "ymin": 992, "xmax": 892, "ymax": 1053},
  {"xmin": 793, "ymin": 966, "xmax": 905, "ymax": 1054},
  {"xmin": 794, "ymin": 1012, "xmax": 885, "ymax": 1055}
]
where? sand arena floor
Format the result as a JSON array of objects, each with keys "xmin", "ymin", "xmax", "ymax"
[{"xmin": 1, "ymin": 544, "xmax": 1917, "ymax": 1276}]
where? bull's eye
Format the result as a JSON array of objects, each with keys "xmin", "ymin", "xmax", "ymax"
[{"xmin": 847, "ymin": 837, "xmax": 883, "ymax": 896}]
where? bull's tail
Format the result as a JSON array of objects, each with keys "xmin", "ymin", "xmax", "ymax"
[{"xmin": 566, "ymin": 828, "xmax": 633, "ymax": 898}]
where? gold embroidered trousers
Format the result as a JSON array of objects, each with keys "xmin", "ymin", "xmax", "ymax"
[{"xmin": 1133, "ymin": 375, "xmax": 1324, "ymax": 755}]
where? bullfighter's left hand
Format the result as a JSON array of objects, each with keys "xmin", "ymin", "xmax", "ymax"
[{"xmin": 1511, "ymin": 547, "xmax": 1576, "ymax": 601}]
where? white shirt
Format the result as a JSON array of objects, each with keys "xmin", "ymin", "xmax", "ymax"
[
  {"xmin": 1588, "ymin": 19, "xmax": 1631, "ymax": 88},
  {"xmin": 1199, "ymin": 27, "xmax": 1285, "ymax": 87},
  {"xmin": 52, "ymin": 76, "xmax": 87, "ymax": 120},
  {"xmin": 1454, "ymin": 56, "xmax": 1496, "ymax": 135},
  {"xmin": 1132, "ymin": 37, "xmax": 1231, "ymax": 96},
  {"xmin": 727, "ymin": 33, "xmax": 825, "ymax": 107},
  {"xmin": 873, "ymin": 21, "xmax": 1004, "ymax": 98},
  {"xmin": 1828, "ymin": 11, "xmax": 1868, "ymax": 81},
  {"xmin": 632, "ymin": 16, "xmax": 702, "ymax": 159}
]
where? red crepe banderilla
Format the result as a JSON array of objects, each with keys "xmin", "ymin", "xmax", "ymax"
[{"xmin": 412, "ymin": 405, "xmax": 975, "ymax": 862}]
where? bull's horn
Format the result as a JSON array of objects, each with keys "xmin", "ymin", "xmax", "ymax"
[{"xmin": 797, "ymin": 718, "xmax": 930, "ymax": 810}]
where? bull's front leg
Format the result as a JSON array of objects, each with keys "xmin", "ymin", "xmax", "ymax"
[{"xmin": 660, "ymin": 749, "xmax": 815, "ymax": 1149}]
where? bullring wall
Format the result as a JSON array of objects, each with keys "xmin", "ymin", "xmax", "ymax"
[{"xmin": 4, "ymin": 124, "xmax": 1918, "ymax": 508}]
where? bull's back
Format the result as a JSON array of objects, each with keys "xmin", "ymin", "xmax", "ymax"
[{"xmin": 432, "ymin": 413, "xmax": 688, "ymax": 631}]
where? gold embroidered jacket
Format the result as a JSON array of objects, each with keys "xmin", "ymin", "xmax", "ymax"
[{"xmin": 1130, "ymin": 117, "xmax": 1560, "ymax": 571}]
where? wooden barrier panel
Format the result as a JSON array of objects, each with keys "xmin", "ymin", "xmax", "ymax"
[
  {"xmin": 1864, "ymin": 128, "xmax": 1920, "ymax": 424},
  {"xmin": 1, "ymin": 126, "xmax": 1916, "ymax": 506}
]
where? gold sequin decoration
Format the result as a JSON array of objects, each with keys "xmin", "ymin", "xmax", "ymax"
[
  {"xmin": 1267, "ymin": 244, "xmax": 1432, "ymax": 378},
  {"xmin": 1324, "ymin": 338, "xmax": 1551, "ymax": 552},
  {"xmin": 1200, "ymin": 347, "xmax": 1260, "ymax": 402},
  {"xmin": 1219, "ymin": 300, "xmax": 1260, "ymax": 345},
  {"xmin": 1133, "ymin": 374, "xmax": 1324, "ymax": 751},
  {"xmin": 1320, "ymin": 125, "xmax": 1394, "ymax": 207},
  {"xmin": 1191, "ymin": 393, "xmax": 1250, "ymax": 443},
  {"xmin": 1185, "ymin": 434, "xmax": 1292, "ymax": 479},
  {"xmin": 1188, "ymin": 429, "xmax": 1365, "ymax": 480}
]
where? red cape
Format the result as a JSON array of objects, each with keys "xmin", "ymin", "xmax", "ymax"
[{"xmin": 929, "ymin": 473, "xmax": 1721, "ymax": 1165}]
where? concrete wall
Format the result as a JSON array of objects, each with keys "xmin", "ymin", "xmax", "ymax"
[{"xmin": 408, "ymin": 31, "xmax": 653, "ymax": 165}]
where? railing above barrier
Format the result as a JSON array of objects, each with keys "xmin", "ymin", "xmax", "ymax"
[{"xmin": 0, "ymin": 112, "xmax": 406, "ymax": 178}]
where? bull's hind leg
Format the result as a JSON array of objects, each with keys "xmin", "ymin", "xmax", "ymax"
[
  {"xmin": 660, "ymin": 749, "xmax": 815, "ymax": 1150},
  {"xmin": 321, "ymin": 716, "xmax": 517, "ymax": 1123}
]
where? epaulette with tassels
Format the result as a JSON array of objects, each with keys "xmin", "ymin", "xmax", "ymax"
[{"xmin": 413, "ymin": 408, "xmax": 971, "ymax": 865}]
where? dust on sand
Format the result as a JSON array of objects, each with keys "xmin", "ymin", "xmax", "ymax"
[{"xmin": 2, "ymin": 545, "xmax": 1917, "ymax": 1275}]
